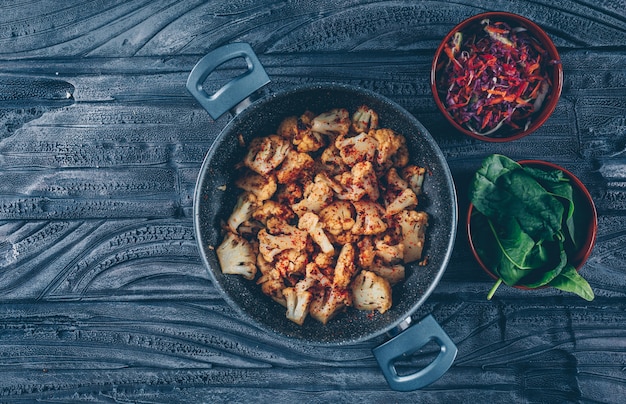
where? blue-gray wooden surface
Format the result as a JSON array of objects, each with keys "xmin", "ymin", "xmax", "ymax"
[{"xmin": 1, "ymin": 1, "xmax": 625, "ymax": 402}]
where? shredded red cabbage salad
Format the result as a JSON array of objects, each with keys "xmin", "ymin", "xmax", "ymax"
[{"xmin": 437, "ymin": 19, "xmax": 558, "ymax": 136}]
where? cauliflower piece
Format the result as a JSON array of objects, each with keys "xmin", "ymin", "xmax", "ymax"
[
  {"xmin": 383, "ymin": 167, "xmax": 417, "ymax": 216},
  {"xmin": 298, "ymin": 212, "xmax": 335, "ymax": 255},
  {"xmin": 356, "ymin": 236, "xmax": 376, "ymax": 268},
  {"xmin": 336, "ymin": 161, "xmax": 379, "ymax": 202},
  {"xmin": 291, "ymin": 175, "xmax": 334, "ymax": 217},
  {"xmin": 351, "ymin": 270, "xmax": 392, "ymax": 314},
  {"xmin": 385, "ymin": 168, "xmax": 409, "ymax": 192},
  {"xmin": 216, "ymin": 232, "xmax": 257, "ymax": 280},
  {"xmin": 278, "ymin": 113, "xmax": 326, "ymax": 153},
  {"xmin": 385, "ymin": 188, "xmax": 418, "ymax": 217},
  {"xmin": 392, "ymin": 144, "xmax": 410, "ymax": 168},
  {"xmin": 335, "ymin": 132, "xmax": 378, "ymax": 167},
  {"xmin": 402, "ymin": 165, "xmax": 426, "ymax": 196},
  {"xmin": 309, "ymin": 286, "xmax": 350, "ymax": 325},
  {"xmin": 320, "ymin": 142, "xmax": 349, "ymax": 175},
  {"xmin": 332, "ymin": 243, "xmax": 357, "ymax": 289},
  {"xmin": 235, "ymin": 171, "xmax": 277, "ymax": 202},
  {"xmin": 319, "ymin": 201, "xmax": 355, "ymax": 236},
  {"xmin": 397, "ymin": 210, "xmax": 429, "ymax": 264},
  {"xmin": 256, "ymin": 261, "xmax": 287, "ymax": 307},
  {"xmin": 311, "ymin": 108, "xmax": 350, "ymax": 137},
  {"xmin": 371, "ymin": 128, "xmax": 405, "ymax": 167},
  {"xmin": 275, "ymin": 182, "xmax": 303, "ymax": 206},
  {"xmin": 252, "ymin": 200, "xmax": 295, "ymax": 226},
  {"xmin": 275, "ymin": 149, "xmax": 314, "ymax": 184},
  {"xmin": 283, "ymin": 286, "xmax": 312, "ymax": 325},
  {"xmin": 375, "ymin": 238, "xmax": 405, "ymax": 264},
  {"xmin": 243, "ymin": 134, "xmax": 291, "ymax": 176},
  {"xmin": 351, "ymin": 105, "xmax": 379, "ymax": 133},
  {"xmin": 313, "ymin": 251, "xmax": 335, "ymax": 270},
  {"xmin": 226, "ymin": 192, "xmax": 258, "ymax": 233},
  {"xmin": 351, "ymin": 201, "xmax": 388, "ymax": 235},
  {"xmin": 275, "ymin": 249, "xmax": 308, "ymax": 278},
  {"xmin": 369, "ymin": 260, "xmax": 405, "ymax": 285},
  {"xmin": 257, "ymin": 220, "xmax": 308, "ymax": 262}
]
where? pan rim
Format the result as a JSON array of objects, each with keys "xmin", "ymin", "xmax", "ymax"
[{"xmin": 193, "ymin": 82, "xmax": 458, "ymax": 346}]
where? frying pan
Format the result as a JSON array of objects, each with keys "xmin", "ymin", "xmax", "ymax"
[{"xmin": 187, "ymin": 43, "xmax": 458, "ymax": 391}]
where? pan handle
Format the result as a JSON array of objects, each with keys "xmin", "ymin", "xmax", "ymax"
[
  {"xmin": 186, "ymin": 42, "xmax": 270, "ymax": 120},
  {"xmin": 372, "ymin": 314, "xmax": 457, "ymax": 391}
]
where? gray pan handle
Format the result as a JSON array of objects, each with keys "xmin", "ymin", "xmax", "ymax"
[
  {"xmin": 186, "ymin": 42, "xmax": 270, "ymax": 120},
  {"xmin": 373, "ymin": 314, "xmax": 457, "ymax": 391}
]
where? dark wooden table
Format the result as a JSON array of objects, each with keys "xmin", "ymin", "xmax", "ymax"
[{"xmin": 1, "ymin": 1, "xmax": 625, "ymax": 402}]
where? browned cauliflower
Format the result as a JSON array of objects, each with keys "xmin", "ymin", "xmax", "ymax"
[
  {"xmin": 351, "ymin": 105, "xmax": 379, "ymax": 133},
  {"xmin": 319, "ymin": 201, "xmax": 355, "ymax": 236},
  {"xmin": 298, "ymin": 212, "xmax": 335, "ymax": 255},
  {"xmin": 397, "ymin": 210, "xmax": 429, "ymax": 264},
  {"xmin": 277, "ymin": 112, "xmax": 326, "ymax": 153},
  {"xmin": 311, "ymin": 108, "xmax": 350, "ymax": 137},
  {"xmin": 243, "ymin": 134, "xmax": 291, "ymax": 176},
  {"xmin": 275, "ymin": 149, "xmax": 314, "ymax": 184},
  {"xmin": 226, "ymin": 192, "xmax": 258, "ymax": 233},
  {"xmin": 402, "ymin": 165, "xmax": 426, "ymax": 196},
  {"xmin": 372, "ymin": 128, "xmax": 405, "ymax": 167},
  {"xmin": 252, "ymin": 200, "xmax": 295, "ymax": 226},
  {"xmin": 335, "ymin": 161, "xmax": 380, "ymax": 202},
  {"xmin": 283, "ymin": 285, "xmax": 312, "ymax": 325},
  {"xmin": 351, "ymin": 270, "xmax": 392, "ymax": 314},
  {"xmin": 216, "ymin": 232, "xmax": 257, "ymax": 281},
  {"xmin": 369, "ymin": 260, "xmax": 405, "ymax": 285},
  {"xmin": 351, "ymin": 201, "xmax": 388, "ymax": 235},
  {"xmin": 258, "ymin": 219, "xmax": 308, "ymax": 262},
  {"xmin": 291, "ymin": 174, "xmax": 334, "ymax": 217},
  {"xmin": 235, "ymin": 171, "xmax": 277, "ymax": 202},
  {"xmin": 335, "ymin": 132, "xmax": 378, "ymax": 167}
]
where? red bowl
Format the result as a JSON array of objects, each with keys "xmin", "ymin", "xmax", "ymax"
[
  {"xmin": 431, "ymin": 12, "xmax": 563, "ymax": 142},
  {"xmin": 467, "ymin": 160, "xmax": 597, "ymax": 289}
]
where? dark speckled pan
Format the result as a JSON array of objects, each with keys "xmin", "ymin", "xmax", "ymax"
[{"xmin": 193, "ymin": 82, "xmax": 458, "ymax": 346}]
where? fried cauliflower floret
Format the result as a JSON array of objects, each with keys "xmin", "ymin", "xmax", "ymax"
[
  {"xmin": 309, "ymin": 287, "xmax": 351, "ymax": 325},
  {"xmin": 243, "ymin": 134, "xmax": 291, "ymax": 176},
  {"xmin": 369, "ymin": 260, "xmax": 405, "ymax": 285},
  {"xmin": 397, "ymin": 210, "xmax": 429, "ymax": 264},
  {"xmin": 256, "ymin": 259, "xmax": 287, "ymax": 307},
  {"xmin": 385, "ymin": 188, "xmax": 418, "ymax": 217},
  {"xmin": 320, "ymin": 142, "xmax": 349, "ymax": 175},
  {"xmin": 351, "ymin": 201, "xmax": 388, "ymax": 235},
  {"xmin": 278, "ymin": 113, "xmax": 326, "ymax": 153},
  {"xmin": 257, "ymin": 219, "xmax": 308, "ymax": 262},
  {"xmin": 226, "ymin": 192, "xmax": 259, "ymax": 233},
  {"xmin": 311, "ymin": 108, "xmax": 350, "ymax": 137},
  {"xmin": 283, "ymin": 285, "xmax": 312, "ymax": 325},
  {"xmin": 298, "ymin": 212, "xmax": 335, "ymax": 255},
  {"xmin": 335, "ymin": 161, "xmax": 380, "ymax": 202},
  {"xmin": 216, "ymin": 232, "xmax": 257, "ymax": 281},
  {"xmin": 275, "ymin": 182, "xmax": 302, "ymax": 206},
  {"xmin": 356, "ymin": 236, "xmax": 376, "ymax": 268},
  {"xmin": 235, "ymin": 171, "xmax": 277, "ymax": 202},
  {"xmin": 402, "ymin": 165, "xmax": 426, "ymax": 196},
  {"xmin": 275, "ymin": 149, "xmax": 314, "ymax": 184},
  {"xmin": 291, "ymin": 174, "xmax": 334, "ymax": 217},
  {"xmin": 252, "ymin": 200, "xmax": 295, "ymax": 226},
  {"xmin": 351, "ymin": 105, "xmax": 379, "ymax": 133},
  {"xmin": 371, "ymin": 128, "xmax": 405, "ymax": 167},
  {"xmin": 383, "ymin": 168, "xmax": 417, "ymax": 217},
  {"xmin": 319, "ymin": 201, "xmax": 355, "ymax": 236},
  {"xmin": 274, "ymin": 249, "xmax": 308, "ymax": 278},
  {"xmin": 332, "ymin": 243, "xmax": 357, "ymax": 289},
  {"xmin": 335, "ymin": 132, "xmax": 378, "ymax": 167},
  {"xmin": 351, "ymin": 270, "xmax": 392, "ymax": 314},
  {"xmin": 375, "ymin": 238, "xmax": 405, "ymax": 265}
]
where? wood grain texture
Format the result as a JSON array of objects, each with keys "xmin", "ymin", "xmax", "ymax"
[{"xmin": 0, "ymin": 0, "xmax": 625, "ymax": 402}]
